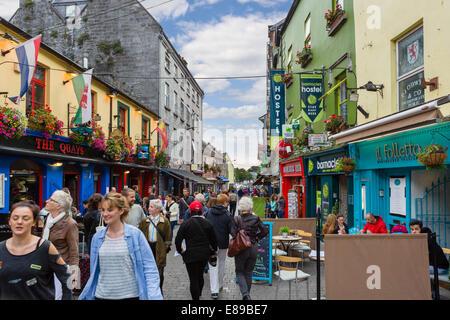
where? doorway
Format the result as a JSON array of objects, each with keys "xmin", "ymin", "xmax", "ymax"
[{"xmin": 63, "ymin": 165, "xmax": 80, "ymax": 211}]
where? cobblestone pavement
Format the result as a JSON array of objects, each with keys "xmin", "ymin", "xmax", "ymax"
[{"xmin": 163, "ymin": 225, "xmax": 450, "ymax": 301}]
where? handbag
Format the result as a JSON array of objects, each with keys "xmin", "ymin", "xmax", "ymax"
[
  {"xmin": 191, "ymin": 217, "xmax": 217, "ymax": 266},
  {"xmin": 149, "ymin": 216, "xmax": 171, "ymax": 253},
  {"xmin": 227, "ymin": 215, "xmax": 252, "ymax": 258},
  {"xmin": 96, "ymin": 215, "xmax": 105, "ymax": 233}
]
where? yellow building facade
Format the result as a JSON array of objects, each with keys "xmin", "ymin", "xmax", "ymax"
[{"xmin": 352, "ymin": 0, "xmax": 450, "ymax": 124}]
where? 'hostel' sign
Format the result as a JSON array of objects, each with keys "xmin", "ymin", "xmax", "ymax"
[
  {"xmin": 270, "ymin": 70, "xmax": 285, "ymax": 150},
  {"xmin": 300, "ymin": 73, "xmax": 324, "ymax": 123}
]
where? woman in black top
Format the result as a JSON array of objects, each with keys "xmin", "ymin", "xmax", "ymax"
[
  {"xmin": 231, "ymin": 197, "xmax": 268, "ymax": 300},
  {"xmin": 0, "ymin": 201, "xmax": 72, "ymax": 300},
  {"xmin": 175, "ymin": 201, "xmax": 218, "ymax": 300},
  {"xmin": 82, "ymin": 193, "xmax": 103, "ymax": 252}
]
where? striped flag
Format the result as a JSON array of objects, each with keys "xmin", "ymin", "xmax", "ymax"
[
  {"xmin": 156, "ymin": 120, "xmax": 168, "ymax": 152},
  {"xmin": 72, "ymin": 69, "xmax": 93, "ymax": 125},
  {"xmin": 9, "ymin": 35, "xmax": 42, "ymax": 104}
]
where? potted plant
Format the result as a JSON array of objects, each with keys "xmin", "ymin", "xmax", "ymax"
[
  {"xmin": 334, "ymin": 157, "xmax": 356, "ymax": 173},
  {"xmin": 27, "ymin": 106, "xmax": 64, "ymax": 139},
  {"xmin": 281, "ymin": 71, "xmax": 293, "ymax": 86},
  {"xmin": 104, "ymin": 134, "xmax": 134, "ymax": 161},
  {"xmin": 417, "ymin": 144, "xmax": 448, "ymax": 170},
  {"xmin": 155, "ymin": 151, "xmax": 169, "ymax": 168},
  {"xmin": 324, "ymin": 114, "xmax": 347, "ymax": 134},
  {"xmin": 295, "ymin": 45, "xmax": 312, "ymax": 67},
  {"xmin": 280, "ymin": 226, "xmax": 290, "ymax": 238},
  {"xmin": 0, "ymin": 104, "xmax": 27, "ymax": 139},
  {"xmin": 324, "ymin": 3, "xmax": 345, "ymax": 31}
]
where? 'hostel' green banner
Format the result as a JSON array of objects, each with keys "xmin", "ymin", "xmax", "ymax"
[{"xmin": 300, "ymin": 73, "xmax": 324, "ymax": 123}]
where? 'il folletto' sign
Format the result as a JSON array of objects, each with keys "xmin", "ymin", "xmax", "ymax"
[{"xmin": 270, "ymin": 70, "xmax": 285, "ymax": 150}]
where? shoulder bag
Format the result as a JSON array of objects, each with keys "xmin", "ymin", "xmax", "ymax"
[
  {"xmin": 96, "ymin": 215, "xmax": 105, "ymax": 233},
  {"xmin": 227, "ymin": 215, "xmax": 252, "ymax": 257},
  {"xmin": 149, "ymin": 216, "xmax": 171, "ymax": 253}
]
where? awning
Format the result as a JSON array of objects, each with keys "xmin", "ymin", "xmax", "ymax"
[
  {"xmin": 161, "ymin": 168, "xmax": 213, "ymax": 185},
  {"xmin": 217, "ymin": 176, "xmax": 229, "ymax": 183}
]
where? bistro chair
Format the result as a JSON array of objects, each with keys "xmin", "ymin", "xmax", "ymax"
[
  {"xmin": 272, "ymin": 239, "xmax": 287, "ymax": 262},
  {"xmin": 274, "ymin": 255, "xmax": 310, "ymax": 300}
]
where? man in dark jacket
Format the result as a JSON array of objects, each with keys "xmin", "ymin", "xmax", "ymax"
[
  {"xmin": 175, "ymin": 201, "xmax": 218, "ymax": 300},
  {"xmin": 178, "ymin": 187, "xmax": 194, "ymax": 224},
  {"xmin": 206, "ymin": 194, "xmax": 233, "ymax": 299}
]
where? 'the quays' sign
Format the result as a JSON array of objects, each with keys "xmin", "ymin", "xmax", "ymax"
[
  {"xmin": 270, "ymin": 70, "xmax": 286, "ymax": 150},
  {"xmin": 300, "ymin": 73, "xmax": 324, "ymax": 123}
]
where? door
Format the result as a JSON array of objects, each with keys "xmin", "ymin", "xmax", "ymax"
[
  {"xmin": 63, "ymin": 173, "xmax": 80, "ymax": 211},
  {"xmin": 387, "ymin": 174, "xmax": 410, "ymax": 231}
]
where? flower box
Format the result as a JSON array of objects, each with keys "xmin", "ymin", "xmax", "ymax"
[
  {"xmin": 327, "ymin": 12, "xmax": 347, "ymax": 36},
  {"xmin": 296, "ymin": 46, "xmax": 312, "ymax": 68}
]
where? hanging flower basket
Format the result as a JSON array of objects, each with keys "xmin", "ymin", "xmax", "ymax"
[
  {"xmin": 334, "ymin": 157, "xmax": 355, "ymax": 173},
  {"xmin": 27, "ymin": 106, "xmax": 64, "ymax": 139},
  {"xmin": 295, "ymin": 46, "xmax": 312, "ymax": 67},
  {"xmin": 324, "ymin": 114, "xmax": 347, "ymax": 134},
  {"xmin": 281, "ymin": 72, "xmax": 293, "ymax": 86},
  {"xmin": 0, "ymin": 104, "xmax": 27, "ymax": 139},
  {"xmin": 417, "ymin": 144, "xmax": 448, "ymax": 170},
  {"xmin": 104, "ymin": 134, "xmax": 134, "ymax": 162}
]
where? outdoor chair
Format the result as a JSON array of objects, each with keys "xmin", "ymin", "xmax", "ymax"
[
  {"xmin": 272, "ymin": 239, "xmax": 287, "ymax": 260},
  {"xmin": 274, "ymin": 255, "xmax": 310, "ymax": 300}
]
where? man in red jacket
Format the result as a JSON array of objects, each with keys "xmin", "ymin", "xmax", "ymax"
[{"xmin": 361, "ymin": 213, "xmax": 388, "ymax": 234}]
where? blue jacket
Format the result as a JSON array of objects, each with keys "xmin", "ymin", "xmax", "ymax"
[{"xmin": 78, "ymin": 223, "xmax": 163, "ymax": 300}]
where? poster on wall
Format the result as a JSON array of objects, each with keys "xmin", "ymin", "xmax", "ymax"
[
  {"xmin": 269, "ymin": 70, "xmax": 286, "ymax": 150},
  {"xmin": 389, "ymin": 177, "xmax": 406, "ymax": 217},
  {"xmin": 300, "ymin": 73, "xmax": 325, "ymax": 123},
  {"xmin": 288, "ymin": 190, "xmax": 298, "ymax": 218}
]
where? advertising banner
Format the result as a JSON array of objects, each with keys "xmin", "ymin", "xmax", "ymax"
[
  {"xmin": 325, "ymin": 234, "xmax": 431, "ymax": 300},
  {"xmin": 300, "ymin": 73, "xmax": 325, "ymax": 123},
  {"xmin": 269, "ymin": 70, "xmax": 286, "ymax": 150}
]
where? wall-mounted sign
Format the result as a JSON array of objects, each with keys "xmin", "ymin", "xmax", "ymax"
[
  {"xmin": 308, "ymin": 134, "xmax": 327, "ymax": 147},
  {"xmin": 270, "ymin": 70, "xmax": 285, "ymax": 150},
  {"xmin": 306, "ymin": 151, "xmax": 348, "ymax": 175},
  {"xmin": 282, "ymin": 124, "xmax": 294, "ymax": 139},
  {"xmin": 137, "ymin": 144, "xmax": 150, "ymax": 159},
  {"xmin": 276, "ymin": 140, "xmax": 293, "ymax": 159},
  {"xmin": 389, "ymin": 177, "xmax": 406, "ymax": 217},
  {"xmin": 300, "ymin": 73, "xmax": 324, "ymax": 123}
]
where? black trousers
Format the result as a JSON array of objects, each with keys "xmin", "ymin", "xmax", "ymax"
[
  {"xmin": 229, "ymin": 201, "xmax": 237, "ymax": 216},
  {"xmin": 149, "ymin": 242, "xmax": 165, "ymax": 295},
  {"xmin": 185, "ymin": 260, "xmax": 208, "ymax": 300}
]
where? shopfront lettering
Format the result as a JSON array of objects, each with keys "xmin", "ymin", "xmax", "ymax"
[
  {"xmin": 283, "ymin": 164, "xmax": 302, "ymax": 174},
  {"xmin": 36, "ymin": 138, "xmax": 54, "ymax": 151},
  {"xmin": 316, "ymin": 159, "xmax": 337, "ymax": 170},
  {"xmin": 60, "ymin": 143, "xmax": 85, "ymax": 156},
  {"xmin": 376, "ymin": 142, "xmax": 421, "ymax": 163}
]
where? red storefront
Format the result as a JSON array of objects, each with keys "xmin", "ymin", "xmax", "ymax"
[{"xmin": 280, "ymin": 158, "xmax": 305, "ymax": 218}]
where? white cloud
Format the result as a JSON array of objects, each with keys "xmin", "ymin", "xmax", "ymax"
[
  {"xmin": 237, "ymin": 0, "xmax": 290, "ymax": 7},
  {"xmin": 144, "ymin": 0, "xmax": 189, "ymax": 21},
  {"xmin": 226, "ymin": 78, "xmax": 266, "ymax": 104},
  {"xmin": 0, "ymin": 0, "xmax": 19, "ymax": 20},
  {"xmin": 176, "ymin": 12, "xmax": 285, "ymax": 93},
  {"xmin": 203, "ymin": 102, "xmax": 264, "ymax": 120}
]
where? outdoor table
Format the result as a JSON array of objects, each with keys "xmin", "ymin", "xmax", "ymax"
[{"xmin": 272, "ymin": 235, "xmax": 302, "ymax": 253}]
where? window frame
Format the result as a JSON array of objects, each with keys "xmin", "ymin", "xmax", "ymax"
[
  {"xmin": 142, "ymin": 115, "xmax": 150, "ymax": 143},
  {"xmin": 396, "ymin": 25, "xmax": 425, "ymax": 111},
  {"xmin": 26, "ymin": 65, "xmax": 46, "ymax": 114},
  {"xmin": 164, "ymin": 82, "xmax": 170, "ymax": 110},
  {"xmin": 304, "ymin": 14, "xmax": 311, "ymax": 47},
  {"xmin": 117, "ymin": 101, "xmax": 130, "ymax": 136}
]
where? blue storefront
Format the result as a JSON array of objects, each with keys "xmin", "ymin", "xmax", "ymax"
[{"xmin": 350, "ymin": 121, "xmax": 450, "ymax": 247}]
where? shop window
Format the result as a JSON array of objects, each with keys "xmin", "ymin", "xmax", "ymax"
[
  {"xmin": 26, "ymin": 65, "xmax": 46, "ymax": 114},
  {"xmin": 10, "ymin": 159, "xmax": 42, "ymax": 208},
  {"xmin": 63, "ymin": 164, "xmax": 80, "ymax": 211},
  {"xmin": 396, "ymin": 26, "xmax": 424, "ymax": 111}
]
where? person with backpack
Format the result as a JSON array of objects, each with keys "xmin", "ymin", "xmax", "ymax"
[
  {"xmin": 178, "ymin": 188, "xmax": 194, "ymax": 224},
  {"xmin": 175, "ymin": 201, "xmax": 218, "ymax": 300},
  {"xmin": 206, "ymin": 194, "xmax": 233, "ymax": 299},
  {"xmin": 231, "ymin": 196, "xmax": 268, "ymax": 300},
  {"xmin": 139, "ymin": 199, "xmax": 172, "ymax": 296}
]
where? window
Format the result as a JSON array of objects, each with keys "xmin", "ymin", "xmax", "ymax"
[
  {"xmin": 305, "ymin": 14, "xmax": 311, "ymax": 47},
  {"xmin": 333, "ymin": 0, "xmax": 344, "ymax": 10},
  {"xmin": 26, "ymin": 65, "xmax": 45, "ymax": 114},
  {"xmin": 173, "ymin": 91, "xmax": 178, "ymax": 116},
  {"xmin": 287, "ymin": 45, "xmax": 293, "ymax": 72},
  {"xmin": 181, "ymin": 73, "xmax": 185, "ymax": 89},
  {"xmin": 187, "ymin": 82, "xmax": 191, "ymax": 97},
  {"xmin": 164, "ymin": 54, "xmax": 171, "ymax": 72},
  {"xmin": 180, "ymin": 99, "xmax": 185, "ymax": 121},
  {"xmin": 91, "ymin": 91, "xmax": 97, "ymax": 120},
  {"xmin": 164, "ymin": 83, "xmax": 170, "ymax": 109},
  {"xmin": 142, "ymin": 117, "xmax": 149, "ymax": 142},
  {"xmin": 174, "ymin": 64, "xmax": 179, "ymax": 82},
  {"xmin": 337, "ymin": 75, "xmax": 348, "ymax": 121},
  {"xmin": 118, "ymin": 106, "xmax": 127, "ymax": 135},
  {"xmin": 396, "ymin": 26, "xmax": 424, "ymax": 111}
]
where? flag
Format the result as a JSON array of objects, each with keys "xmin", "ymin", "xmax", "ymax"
[
  {"xmin": 9, "ymin": 35, "xmax": 42, "ymax": 104},
  {"xmin": 156, "ymin": 120, "xmax": 168, "ymax": 152},
  {"xmin": 72, "ymin": 69, "xmax": 93, "ymax": 125}
]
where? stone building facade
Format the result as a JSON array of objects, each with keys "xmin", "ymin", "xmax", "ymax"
[{"xmin": 10, "ymin": 0, "xmax": 204, "ymax": 170}]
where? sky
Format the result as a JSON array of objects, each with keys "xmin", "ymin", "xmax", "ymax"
[{"xmin": 0, "ymin": 0, "xmax": 293, "ymax": 169}]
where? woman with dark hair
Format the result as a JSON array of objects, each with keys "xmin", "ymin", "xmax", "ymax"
[
  {"xmin": 83, "ymin": 193, "xmax": 104, "ymax": 252},
  {"xmin": 0, "ymin": 201, "xmax": 72, "ymax": 300}
]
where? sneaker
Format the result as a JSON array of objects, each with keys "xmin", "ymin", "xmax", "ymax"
[
  {"xmin": 211, "ymin": 293, "xmax": 218, "ymax": 299},
  {"xmin": 243, "ymin": 294, "xmax": 251, "ymax": 300}
]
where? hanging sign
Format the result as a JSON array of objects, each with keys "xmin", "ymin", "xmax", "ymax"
[
  {"xmin": 276, "ymin": 140, "xmax": 293, "ymax": 159},
  {"xmin": 300, "ymin": 73, "xmax": 325, "ymax": 123},
  {"xmin": 282, "ymin": 124, "xmax": 294, "ymax": 139},
  {"xmin": 270, "ymin": 70, "xmax": 286, "ymax": 150}
]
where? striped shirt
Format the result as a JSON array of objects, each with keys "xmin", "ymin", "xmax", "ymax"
[{"xmin": 95, "ymin": 235, "xmax": 139, "ymax": 300}]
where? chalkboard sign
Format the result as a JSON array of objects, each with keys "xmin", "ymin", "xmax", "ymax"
[{"xmin": 252, "ymin": 222, "xmax": 273, "ymax": 284}]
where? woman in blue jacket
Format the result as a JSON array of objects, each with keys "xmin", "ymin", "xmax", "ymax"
[{"xmin": 79, "ymin": 192, "xmax": 162, "ymax": 300}]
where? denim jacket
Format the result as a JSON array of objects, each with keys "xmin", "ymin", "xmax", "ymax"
[{"xmin": 78, "ymin": 223, "xmax": 163, "ymax": 300}]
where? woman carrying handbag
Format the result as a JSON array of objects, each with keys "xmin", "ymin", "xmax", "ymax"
[{"xmin": 230, "ymin": 197, "xmax": 268, "ymax": 300}]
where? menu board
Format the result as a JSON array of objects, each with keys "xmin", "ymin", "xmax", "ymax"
[
  {"xmin": 288, "ymin": 191, "xmax": 298, "ymax": 218},
  {"xmin": 252, "ymin": 222, "xmax": 273, "ymax": 284}
]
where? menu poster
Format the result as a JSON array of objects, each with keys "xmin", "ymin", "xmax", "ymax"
[
  {"xmin": 288, "ymin": 191, "xmax": 298, "ymax": 218},
  {"xmin": 389, "ymin": 177, "xmax": 406, "ymax": 217},
  {"xmin": 252, "ymin": 222, "xmax": 273, "ymax": 284}
]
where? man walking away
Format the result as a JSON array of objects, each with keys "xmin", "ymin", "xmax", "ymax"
[
  {"xmin": 229, "ymin": 190, "xmax": 237, "ymax": 217},
  {"xmin": 178, "ymin": 188, "xmax": 194, "ymax": 224},
  {"xmin": 122, "ymin": 188, "xmax": 146, "ymax": 228},
  {"xmin": 206, "ymin": 194, "xmax": 233, "ymax": 299}
]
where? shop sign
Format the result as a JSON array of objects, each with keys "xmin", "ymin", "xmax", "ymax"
[
  {"xmin": 35, "ymin": 137, "xmax": 85, "ymax": 156},
  {"xmin": 269, "ymin": 70, "xmax": 285, "ymax": 150},
  {"xmin": 276, "ymin": 140, "xmax": 293, "ymax": 159},
  {"xmin": 308, "ymin": 134, "xmax": 327, "ymax": 147},
  {"xmin": 300, "ymin": 73, "xmax": 325, "ymax": 123},
  {"xmin": 282, "ymin": 162, "xmax": 302, "ymax": 175},
  {"xmin": 307, "ymin": 151, "xmax": 348, "ymax": 175},
  {"xmin": 282, "ymin": 124, "xmax": 294, "ymax": 139},
  {"xmin": 137, "ymin": 144, "xmax": 150, "ymax": 160}
]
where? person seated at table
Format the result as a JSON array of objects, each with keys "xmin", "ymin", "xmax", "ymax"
[
  {"xmin": 360, "ymin": 212, "xmax": 387, "ymax": 234},
  {"xmin": 333, "ymin": 214, "xmax": 349, "ymax": 235},
  {"xmin": 322, "ymin": 214, "xmax": 337, "ymax": 235},
  {"xmin": 409, "ymin": 220, "xmax": 449, "ymax": 275}
]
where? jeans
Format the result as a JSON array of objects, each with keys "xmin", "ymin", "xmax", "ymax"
[
  {"xmin": 186, "ymin": 260, "xmax": 208, "ymax": 300},
  {"xmin": 229, "ymin": 201, "xmax": 237, "ymax": 216},
  {"xmin": 170, "ymin": 221, "xmax": 177, "ymax": 232},
  {"xmin": 209, "ymin": 249, "xmax": 228, "ymax": 294},
  {"xmin": 278, "ymin": 210, "xmax": 285, "ymax": 219},
  {"xmin": 149, "ymin": 242, "xmax": 165, "ymax": 294},
  {"xmin": 234, "ymin": 246, "xmax": 258, "ymax": 298},
  {"xmin": 429, "ymin": 266, "xmax": 449, "ymax": 275}
]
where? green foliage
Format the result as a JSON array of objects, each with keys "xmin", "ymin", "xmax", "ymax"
[
  {"xmin": 0, "ymin": 105, "xmax": 27, "ymax": 139},
  {"xmin": 279, "ymin": 226, "xmax": 290, "ymax": 234},
  {"xmin": 155, "ymin": 151, "xmax": 169, "ymax": 168},
  {"xmin": 24, "ymin": 0, "xmax": 34, "ymax": 8},
  {"xmin": 77, "ymin": 33, "xmax": 90, "ymax": 47},
  {"xmin": 51, "ymin": 30, "xmax": 58, "ymax": 38},
  {"xmin": 234, "ymin": 168, "xmax": 254, "ymax": 182}
]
